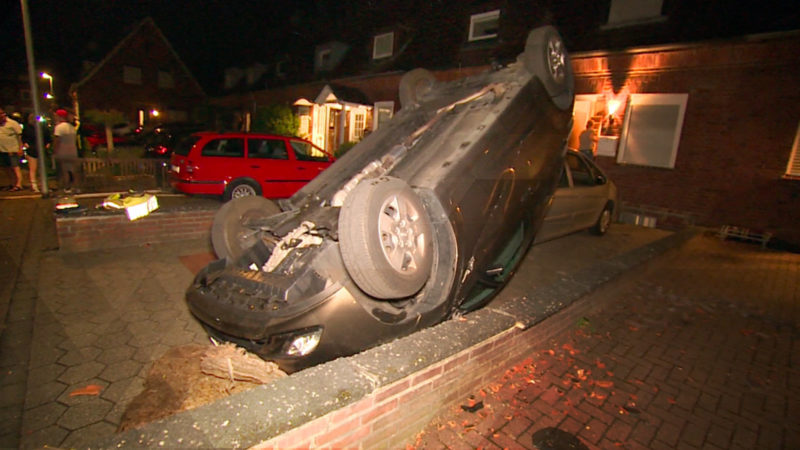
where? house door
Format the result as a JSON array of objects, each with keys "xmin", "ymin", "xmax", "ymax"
[{"xmin": 326, "ymin": 109, "xmax": 340, "ymax": 154}]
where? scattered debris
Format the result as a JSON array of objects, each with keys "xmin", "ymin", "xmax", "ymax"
[
  {"xmin": 118, "ymin": 344, "xmax": 286, "ymax": 432},
  {"xmin": 460, "ymin": 400, "xmax": 484, "ymax": 413},
  {"xmin": 100, "ymin": 191, "xmax": 159, "ymax": 220},
  {"xmin": 531, "ymin": 427, "xmax": 589, "ymax": 450},
  {"xmin": 201, "ymin": 342, "xmax": 287, "ymax": 384},
  {"xmin": 69, "ymin": 384, "xmax": 103, "ymax": 397}
]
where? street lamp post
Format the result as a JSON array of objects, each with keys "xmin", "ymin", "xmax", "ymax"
[{"xmin": 21, "ymin": 0, "xmax": 50, "ymax": 195}]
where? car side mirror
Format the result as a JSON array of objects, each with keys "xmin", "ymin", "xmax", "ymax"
[{"xmin": 595, "ymin": 175, "xmax": 606, "ymax": 185}]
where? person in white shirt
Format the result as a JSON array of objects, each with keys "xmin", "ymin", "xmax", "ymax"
[
  {"xmin": 53, "ymin": 109, "xmax": 79, "ymax": 192},
  {"xmin": 0, "ymin": 108, "xmax": 24, "ymax": 191}
]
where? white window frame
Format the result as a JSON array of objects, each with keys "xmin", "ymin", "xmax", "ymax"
[
  {"xmin": 373, "ymin": 32, "xmax": 394, "ymax": 59},
  {"xmin": 616, "ymin": 93, "xmax": 689, "ymax": 169},
  {"xmin": 468, "ymin": 10, "xmax": 500, "ymax": 42},
  {"xmin": 785, "ymin": 121, "xmax": 800, "ymax": 178},
  {"xmin": 123, "ymin": 65, "xmax": 142, "ymax": 85},
  {"xmin": 317, "ymin": 49, "xmax": 332, "ymax": 70}
]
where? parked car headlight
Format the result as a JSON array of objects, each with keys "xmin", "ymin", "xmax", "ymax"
[{"xmin": 282, "ymin": 327, "xmax": 323, "ymax": 356}]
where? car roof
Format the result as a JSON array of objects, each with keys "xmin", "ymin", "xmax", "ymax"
[{"xmin": 191, "ymin": 131, "xmax": 312, "ymax": 141}]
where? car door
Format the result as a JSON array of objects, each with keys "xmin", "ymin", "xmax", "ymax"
[
  {"xmin": 535, "ymin": 165, "xmax": 576, "ymax": 243},
  {"xmin": 195, "ymin": 137, "xmax": 245, "ymax": 187},
  {"xmin": 566, "ymin": 152, "xmax": 609, "ymax": 230},
  {"xmin": 246, "ymin": 137, "xmax": 297, "ymax": 197},
  {"xmin": 286, "ymin": 139, "xmax": 333, "ymax": 193}
]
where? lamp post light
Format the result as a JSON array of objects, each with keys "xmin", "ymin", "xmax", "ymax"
[{"xmin": 41, "ymin": 72, "xmax": 53, "ymax": 97}]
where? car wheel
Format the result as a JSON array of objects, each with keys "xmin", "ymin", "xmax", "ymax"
[
  {"xmin": 224, "ymin": 178, "xmax": 261, "ymax": 201},
  {"xmin": 399, "ymin": 68, "xmax": 436, "ymax": 110},
  {"xmin": 339, "ymin": 177, "xmax": 434, "ymax": 299},
  {"xmin": 211, "ymin": 195, "xmax": 280, "ymax": 260},
  {"xmin": 591, "ymin": 203, "xmax": 613, "ymax": 236},
  {"xmin": 522, "ymin": 25, "xmax": 574, "ymax": 111}
]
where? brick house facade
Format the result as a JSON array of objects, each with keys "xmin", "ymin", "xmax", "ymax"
[
  {"xmin": 213, "ymin": 31, "xmax": 800, "ymax": 247},
  {"xmin": 573, "ymin": 32, "xmax": 800, "ymax": 245},
  {"xmin": 70, "ymin": 18, "xmax": 206, "ymax": 126}
]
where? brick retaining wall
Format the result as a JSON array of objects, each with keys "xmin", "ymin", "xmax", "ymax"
[
  {"xmin": 253, "ymin": 309, "xmax": 591, "ymax": 449},
  {"xmin": 56, "ymin": 209, "xmax": 215, "ymax": 252}
]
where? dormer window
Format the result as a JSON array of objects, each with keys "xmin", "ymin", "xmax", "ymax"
[
  {"xmin": 468, "ymin": 10, "xmax": 500, "ymax": 42},
  {"xmin": 318, "ymin": 49, "xmax": 332, "ymax": 69},
  {"xmin": 373, "ymin": 32, "xmax": 394, "ymax": 59}
]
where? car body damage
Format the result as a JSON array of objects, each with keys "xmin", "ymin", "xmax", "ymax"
[{"xmin": 187, "ymin": 26, "xmax": 575, "ymax": 372}]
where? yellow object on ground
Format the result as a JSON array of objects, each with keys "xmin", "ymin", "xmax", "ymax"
[{"xmin": 102, "ymin": 193, "xmax": 159, "ymax": 221}]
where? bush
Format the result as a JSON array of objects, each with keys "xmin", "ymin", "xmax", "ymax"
[
  {"xmin": 252, "ymin": 104, "xmax": 299, "ymax": 136},
  {"xmin": 335, "ymin": 141, "xmax": 358, "ymax": 158}
]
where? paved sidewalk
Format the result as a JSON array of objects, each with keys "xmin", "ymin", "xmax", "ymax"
[
  {"xmin": 1, "ymin": 188, "xmax": 673, "ymax": 448},
  {"xmin": 413, "ymin": 235, "xmax": 800, "ymax": 449}
]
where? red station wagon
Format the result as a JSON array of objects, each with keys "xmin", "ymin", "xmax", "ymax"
[{"xmin": 169, "ymin": 132, "xmax": 335, "ymax": 200}]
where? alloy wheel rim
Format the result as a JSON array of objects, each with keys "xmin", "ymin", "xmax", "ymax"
[
  {"xmin": 378, "ymin": 194, "xmax": 428, "ymax": 274},
  {"xmin": 546, "ymin": 38, "xmax": 566, "ymax": 83},
  {"xmin": 232, "ymin": 186, "xmax": 256, "ymax": 198}
]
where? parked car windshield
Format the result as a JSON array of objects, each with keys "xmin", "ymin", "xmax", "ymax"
[
  {"xmin": 290, "ymin": 140, "xmax": 328, "ymax": 162},
  {"xmin": 173, "ymin": 135, "xmax": 201, "ymax": 156}
]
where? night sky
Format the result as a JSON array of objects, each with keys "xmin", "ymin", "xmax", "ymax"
[
  {"xmin": 5, "ymin": 0, "xmax": 312, "ymax": 96},
  {"xmin": 5, "ymin": 0, "xmax": 799, "ymax": 98}
]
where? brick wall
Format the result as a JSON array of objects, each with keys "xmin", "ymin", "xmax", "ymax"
[
  {"xmin": 250, "ymin": 298, "xmax": 593, "ymax": 449},
  {"xmin": 56, "ymin": 210, "xmax": 214, "ymax": 252}
]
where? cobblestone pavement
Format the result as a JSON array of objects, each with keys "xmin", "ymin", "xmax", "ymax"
[
  {"xmin": 1, "ymin": 189, "xmax": 674, "ymax": 448},
  {"xmin": 413, "ymin": 235, "xmax": 800, "ymax": 449},
  {"xmin": 18, "ymin": 239, "xmax": 214, "ymax": 449}
]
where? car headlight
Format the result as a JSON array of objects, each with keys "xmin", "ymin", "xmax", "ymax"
[{"xmin": 281, "ymin": 327, "xmax": 323, "ymax": 356}]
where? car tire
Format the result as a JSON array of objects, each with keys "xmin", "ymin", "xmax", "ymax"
[
  {"xmin": 211, "ymin": 195, "xmax": 280, "ymax": 260},
  {"xmin": 522, "ymin": 25, "xmax": 574, "ymax": 111},
  {"xmin": 224, "ymin": 178, "xmax": 262, "ymax": 201},
  {"xmin": 399, "ymin": 68, "xmax": 436, "ymax": 110},
  {"xmin": 339, "ymin": 177, "xmax": 434, "ymax": 299},
  {"xmin": 591, "ymin": 203, "xmax": 613, "ymax": 236}
]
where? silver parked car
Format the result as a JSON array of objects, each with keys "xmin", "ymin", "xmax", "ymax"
[{"xmin": 536, "ymin": 150, "xmax": 618, "ymax": 243}]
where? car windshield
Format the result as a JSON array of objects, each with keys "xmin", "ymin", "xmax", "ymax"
[
  {"xmin": 173, "ymin": 135, "xmax": 201, "ymax": 156},
  {"xmin": 290, "ymin": 140, "xmax": 329, "ymax": 162}
]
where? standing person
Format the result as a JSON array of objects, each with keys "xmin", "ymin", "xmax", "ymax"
[
  {"xmin": 578, "ymin": 120, "xmax": 598, "ymax": 160},
  {"xmin": 53, "ymin": 108, "xmax": 79, "ymax": 193},
  {"xmin": 0, "ymin": 108, "xmax": 24, "ymax": 191},
  {"xmin": 21, "ymin": 113, "xmax": 50, "ymax": 193}
]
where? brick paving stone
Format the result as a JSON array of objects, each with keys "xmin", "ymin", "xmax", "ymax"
[
  {"xmin": 413, "ymin": 236, "xmax": 799, "ymax": 449},
  {"xmin": 23, "ymin": 381, "xmax": 67, "ymax": 409},
  {"xmin": 57, "ymin": 397, "xmax": 113, "ymax": 431},
  {"xmin": 57, "ymin": 361, "xmax": 105, "ymax": 385},
  {"xmin": 57, "ymin": 346, "xmax": 102, "ymax": 366},
  {"xmin": 98, "ymin": 359, "xmax": 141, "ymax": 382},
  {"xmin": 18, "ymin": 425, "xmax": 69, "ymax": 450},
  {"xmin": 21, "ymin": 402, "xmax": 66, "ymax": 433},
  {"xmin": 59, "ymin": 421, "xmax": 117, "ymax": 449},
  {"xmin": 96, "ymin": 345, "xmax": 136, "ymax": 365}
]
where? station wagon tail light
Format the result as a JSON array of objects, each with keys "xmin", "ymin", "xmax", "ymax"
[{"xmin": 282, "ymin": 327, "xmax": 323, "ymax": 356}]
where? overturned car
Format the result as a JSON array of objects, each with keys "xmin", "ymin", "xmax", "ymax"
[{"xmin": 188, "ymin": 26, "xmax": 576, "ymax": 373}]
